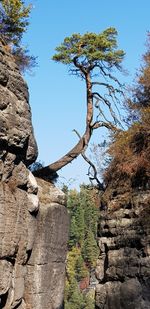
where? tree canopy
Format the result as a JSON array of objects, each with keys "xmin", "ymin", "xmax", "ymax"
[
  {"xmin": 52, "ymin": 28, "xmax": 124, "ymax": 72},
  {"xmin": 34, "ymin": 28, "xmax": 125, "ymax": 183},
  {"xmin": 0, "ymin": 0, "xmax": 31, "ymax": 45},
  {"xmin": 0, "ymin": 0, "xmax": 36, "ymax": 72}
]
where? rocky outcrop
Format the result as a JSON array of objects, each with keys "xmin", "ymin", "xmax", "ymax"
[
  {"xmin": 95, "ymin": 190, "xmax": 150, "ymax": 309},
  {"xmin": 0, "ymin": 40, "xmax": 69, "ymax": 309},
  {"xmin": 24, "ymin": 178, "xmax": 69, "ymax": 309}
]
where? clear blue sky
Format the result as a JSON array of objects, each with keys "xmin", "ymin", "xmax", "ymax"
[{"xmin": 23, "ymin": 0, "xmax": 150, "ymax": 188}]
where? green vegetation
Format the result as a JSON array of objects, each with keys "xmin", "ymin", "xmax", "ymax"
[
  {"xmin": 35, "ymin": 27, "xmax": 125, "ymax": 179},
  {"xmin": 64, "ymin": 185, "xmax": 100, "ymax": 308},
  {"xmin": 0, "ymin": 0, "xmax": 31, "ymax": 46},
  {"xmin": 0, "ymin": 0, "xmax": 36, "ymax": 71},
  {"xmin": 52, "ymin": 28, "xmax": 124, "ymax": 68},
  {"xmin": 64, "ymin": 33, "xmax": 150, "ymax": 308}
]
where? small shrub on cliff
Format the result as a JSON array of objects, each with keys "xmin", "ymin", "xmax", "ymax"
[
  {"xmin": 0, "ymin": 0, "xmax": 36, "ymax": 72},
  {"xmin": 0, "ymin": 0, "xmax": 31, "ymax": 45}
]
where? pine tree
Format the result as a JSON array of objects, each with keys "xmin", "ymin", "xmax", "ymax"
[
  {"xmin": 34, "ymin": 27, "xmax": 125, "ymax": 178},
  {"xmin": 74, "ymin": 203, "xmax": 85, "ymax": 247},
  {"xmin": 75, "ymin": 255, "xmax": 88, "ymax": 282},
  {"xmin": 0, "ymin": 0, "xmax": 36, "ymax": 72},
  {"xmin": 82, "ymin": 230, "xmax": 99, "ymax": 268},
  {"xmin": 0, "ymin": 0, "xmax": 31, "ymax": 46},
  {"xmin": 68, "ymin": 216, "xmax": 79, "ymax": 248},
  {"xmin": 65, "ymin": 278, "xmax": 86, "ymax": 309}
]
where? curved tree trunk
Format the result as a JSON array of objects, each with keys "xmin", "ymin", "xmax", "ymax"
[
  {"xmin": 34, "ymin": 72, "xmax": 93, "ymax": 180},
  {"xmin": 33, "ymin": 127, "xmax": 92, "ymax": 179}
]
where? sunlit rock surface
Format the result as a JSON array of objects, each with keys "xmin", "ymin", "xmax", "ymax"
[
  {"xmin": 24, "ymin": 179, "xmax": 69, "ymax": 309},
  {"xmin": 0, "ymin": 40, "xmax": 69, "ymax": 309}
]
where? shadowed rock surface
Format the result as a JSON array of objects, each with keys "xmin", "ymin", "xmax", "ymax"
[
  {"xmin": 0, "ymin": 40, "xmax": 69, "ymax": 309},
  {"xmin": 95, "ymin": 189, "xmax": 150, "ymax": 309}
]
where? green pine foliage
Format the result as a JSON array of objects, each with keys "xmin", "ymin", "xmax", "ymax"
[
  {"xmin": 0, "ymin": 0, "xmax": 31, "ymax": 46},
  {"xmin": 75, "ymin": 255, "xmax": 89, "ymax": 282},
  {"xmin": 52, "ymin": 27, "xmax": 125, "ymax": 71},
  {"xmin": 84, "ymin": 294, "xmax": 95, "ymax": 309},
  {"xmin": 65, "ymin": 278, "xmax": 86, "ymax": 309},
  {"xmin": 65, "ymin": 185, "xmax": 99, "ymax": 308},
  {"xmin": 82, "ymin": 230, "xmax": 99, "ymax": 268},
  {"xmin": 0, "ymin": 0, "xmax": 36, "ymax": 72}
]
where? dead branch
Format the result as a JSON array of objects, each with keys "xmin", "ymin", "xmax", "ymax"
[{"xmin": 73, "ymin": 129, "xmax": 104, "ymax": 190}]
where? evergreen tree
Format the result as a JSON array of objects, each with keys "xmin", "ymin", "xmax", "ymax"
[
  {"xmin": 82, "ymin": 230, "xmax": 99, "ymax": 268},
  {"xmin": 65, "ymin": 186, "xmax": 100, "ymax": 307},
  {"xmin": 74, "ymin": 203, "xmax": 85, "ymax": 247},
  {"xmin": 84, "ymin": 294, "xmax": 95, "ymax": 309},
  {"xmin": 75, "ymin": 255, "xmax": 88, "ymax": 282},
  {"xmin": 0, "ymin": 0, "xmax": 31, "ymax": 46},
  {"xmin": 80, "ymin": 186, "xmax": 99, "ymax": 236},
  {"xmin": 0, "ymin": 0, "xmax": 36, "ymax": 72},
  {"xmin": 65, "ymin": 278, "xmax": 86, "ymax": 309},
  {"xmin": 34, "ymin": 27, "xmax": 125, "ymax": 179},
  {"xmin": 68, "ymin": 216, "xmax": 79, "ymax": 248}
]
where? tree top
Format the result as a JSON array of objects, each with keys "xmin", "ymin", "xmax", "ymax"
[{"xmin": 52, "ymin": 27, "xmax": 125, "ymax": 73}]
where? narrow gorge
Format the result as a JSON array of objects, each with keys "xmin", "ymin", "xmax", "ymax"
[{"xmin": 0, "ymin": 38, "xmax": 150, "ymax": 309}]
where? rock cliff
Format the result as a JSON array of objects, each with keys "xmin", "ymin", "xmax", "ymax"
[
  {"xmin": 0, "ymin": 40, "xmax": 69, "ymax": 309},
  {"xmin": 95, "ymin": 189, "xmax": 150, "ymax": 309}
]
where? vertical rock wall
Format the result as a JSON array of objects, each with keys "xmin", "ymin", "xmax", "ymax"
[
  {"xmin": 24, "ymin": 179, "xmax": 69, "ymax": 309},
  {"xmin": 0, "ymin": 40, "xmax": 69, "ymax": 309},
  {"xmin": 95, "ymin": 190, "xmax": 150, "ymax": 309}
]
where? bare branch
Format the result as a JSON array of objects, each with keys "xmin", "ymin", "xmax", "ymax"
[
  {"xmin": 92, "ymin": 120, "xmax": 119, "ymax": 131},
  {"xmin": 92, "ymin": 81, "xmax": 123, "ymax": 94},
  {"xmin": 92, "ymin": 92, "xmax": 122, "ymax": 127},
  {"xmin": 95, "ymin": 64, "xmax": 124, "ymax": 88},
  {"xmin": 73, "ymin": 129, "xmax": 104, "ymax": 190}
]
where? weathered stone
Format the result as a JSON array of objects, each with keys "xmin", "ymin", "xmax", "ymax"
[
  {"xmin": 96, "ymin": 278, "xmax": 145, "ymax": 309},
  {"xmin": 24, "ymin": 178, "xmax": 69, "ymax": 309},
  {"xmin": 10, "ymin": 161, "xmax": 29, "ymax": 188},
  {"xmin": 95, "ymin": 258, "xmax": 105, "ymax": 281},
  {"xmin": 27, "ymin": 171, "xmax": 38, "ymax": 194},
  {"xmin": 0, "ymin": 260, "xmax": 12, "ymax": 294},
  {"xmin": 96, "ymin": 190, "xmax": 150, "ymax": 309},
  {"xmin": 0, "ymin": 62, "xmax": 9, "ymax": 86},
  {"xmin": 2, "ymin": 152, "xmax": 16, "ymax": 181},
  {"xmin": 28, "ymin": 193, "xmax": 39, "ymax": 213},
  {"xmin": 0, "ymin": 41, "xmax": 38, "ymax": 165},
  {"xmin": 7, "ymin": 73, "xmax": 29, "ymax": 102},
  {"xmin": 0, "ymin": 40, "xmax": 69, "ymax": 309}
]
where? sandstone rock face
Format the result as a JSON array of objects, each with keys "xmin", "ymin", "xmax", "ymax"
[
  {"xmin": 0, "ymin": 42, "xmax": 38, "ymax": 165},
  {"xmin": 0, "ymin": 40, "xmax": 69, "ymax": 309},
  {"xmin": 24, "ymin": 179, "xmax": 69, "ymax": 309},
  {"xmin": 95, "ymin": 190, "xmax": 150, "ymax": 309}
]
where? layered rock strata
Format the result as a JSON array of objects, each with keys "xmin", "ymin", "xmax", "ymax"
[
  {"xmin": 0, "ymin": 40, "xmax": 69, "ymax": 309},
  {"xmin": 95, "ymin": 190, "xmax": 150, "ymax": 309}
]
